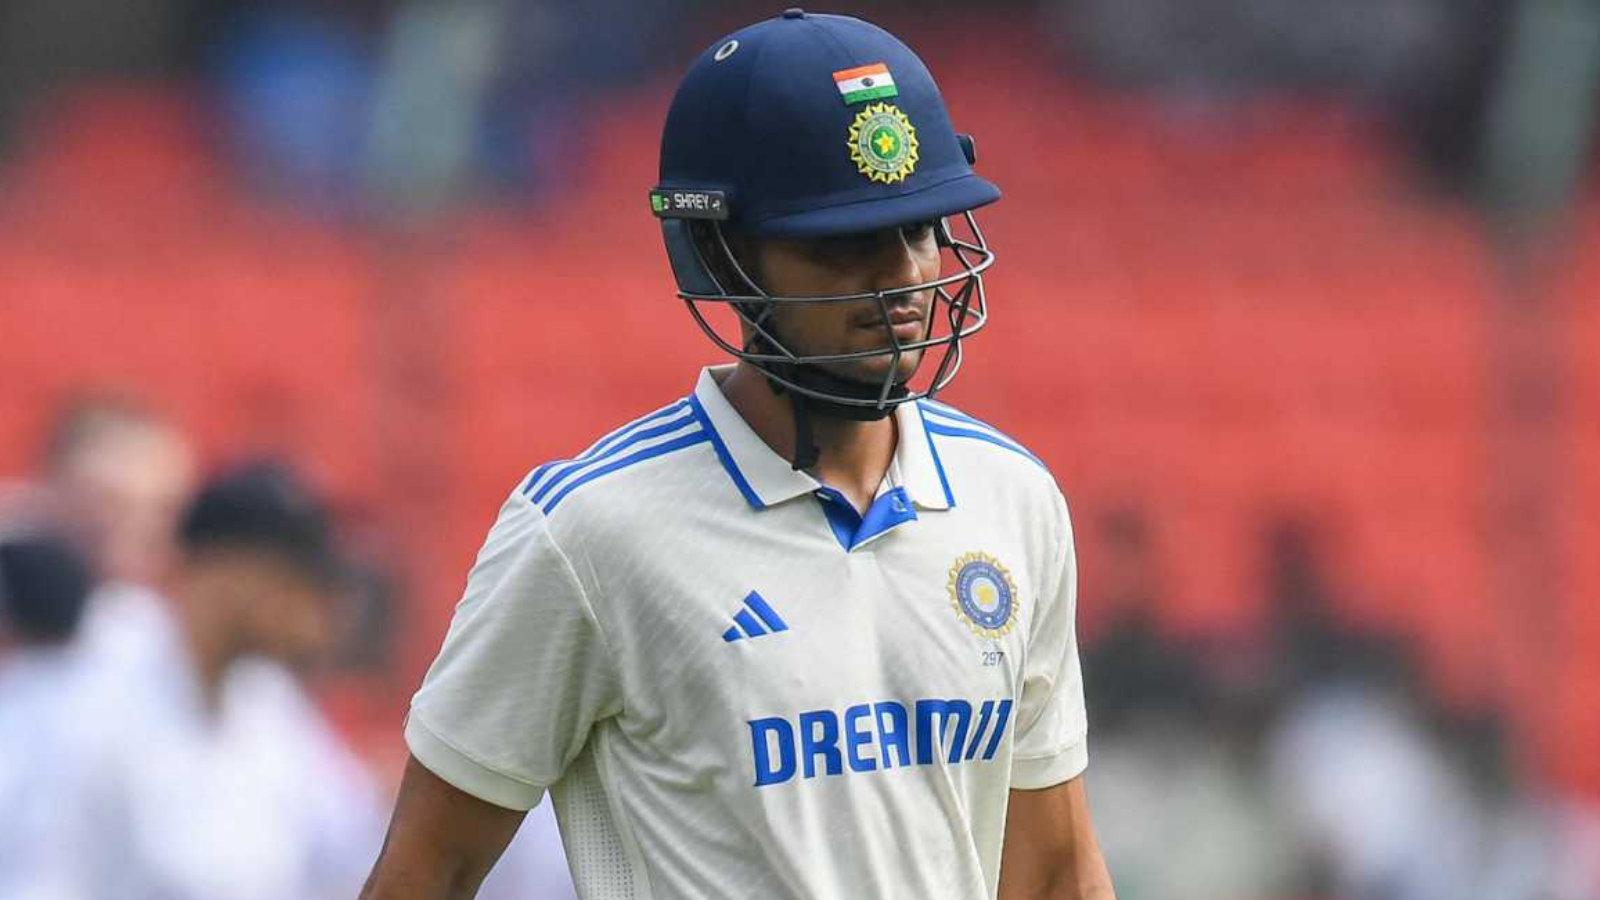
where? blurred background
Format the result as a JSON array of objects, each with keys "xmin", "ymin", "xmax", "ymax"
[{"xmin": 1, "ymin": 0, "xmax": 1597, "ymax": 898}]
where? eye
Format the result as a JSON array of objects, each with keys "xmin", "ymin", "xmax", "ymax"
[
  {"xmin": 901, "ymin": 219, "xmax": 938, "ymax": 242},
  {"xmin": 805, "ymin": 232, "xmax": 877, "ymax": 263}
]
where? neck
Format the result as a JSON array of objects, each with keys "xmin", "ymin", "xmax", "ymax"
[
  {"xmin": 721, "ymin": 363, "xmax": 897, "ymax": 512},
  {"xmin": 174, "ymin": 584, "xmax": 233, "ymax": 715}
]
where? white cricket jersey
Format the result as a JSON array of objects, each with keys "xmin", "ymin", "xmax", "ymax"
[{"xmin": 407, "ymin": 366, "xmax": 1088, "ymax": 900}]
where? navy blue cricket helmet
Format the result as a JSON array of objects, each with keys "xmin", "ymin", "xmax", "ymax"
[{"xmin": 651, "ymin": 9, "xmax": 1000, "ymax": 420}]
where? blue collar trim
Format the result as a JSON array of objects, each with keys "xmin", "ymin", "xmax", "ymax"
[
  {"xmin": 688, "ymin": 392, "xmax": 765, "ymax": 509},
  {"xmin": 813, "ymin": 485, "xmax": 918, "ymax": 552},
  {"xmin": 916, "ymin": 404, "xmax": 957, "ymax": 508}
]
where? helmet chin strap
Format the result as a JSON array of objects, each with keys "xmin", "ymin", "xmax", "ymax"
[
  {"xmin": 736, "ymin": 290, "xmax": 907, "ymax": 472},
  {"xmin": 764, "ymin": 360, "xmax": 904, "ymax": 471}
]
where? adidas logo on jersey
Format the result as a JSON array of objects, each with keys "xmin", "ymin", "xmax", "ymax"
[{"xmin": 721, "ymin": 591, "xmax": 789, "ymax": 642}]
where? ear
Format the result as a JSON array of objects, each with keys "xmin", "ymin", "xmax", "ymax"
[
  {"xmin": 691, "ymin": 221, "xmax": 767, "ymax": 297},
  {"xmin": 661, "ymin": 220, "xmax": 725, "ymax": 296}
]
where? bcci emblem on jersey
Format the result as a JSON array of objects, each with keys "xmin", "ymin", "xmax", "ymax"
[{"xmin": 949, "ymin": 552, "xmax": 1018, "ymax": 638}]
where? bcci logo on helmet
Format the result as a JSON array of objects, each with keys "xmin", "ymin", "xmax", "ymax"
[
  {"xmin": 948, "ymin": 552, "xmax": 1018, "ymax": 638},
  {"xmin": 848, "ymin": 103, "xmax": 919, "ymax": 184}
]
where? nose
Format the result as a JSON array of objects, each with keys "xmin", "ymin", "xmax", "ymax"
[{"xmin": 870, "ymin": 228, "xmax": 929, "ymax": 300}]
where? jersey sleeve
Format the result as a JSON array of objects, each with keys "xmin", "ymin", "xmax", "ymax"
[
  {"xmin": 406, "ymin": 488, "xmax": 623, "ymax": 811},
  {"xmin": 1009, "ymin": 490, "xmax": 1089, "ymax": 790}
]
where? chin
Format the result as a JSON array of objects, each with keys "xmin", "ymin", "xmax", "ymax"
[{"xmin": 844, "ymin": 350, "xmax": 925, "ymax": 387}]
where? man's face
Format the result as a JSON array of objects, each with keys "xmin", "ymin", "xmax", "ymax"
[
  {"xmin": 751, "ymin": 220, "xmax": 942, "ymax": 386},
  {"xmin": 188, "ymin": 549, "xmax": 337, "ymax": 671},
  {"xmin": 56, "ymin": 423, "xmax": 194, "ymax": 586}
]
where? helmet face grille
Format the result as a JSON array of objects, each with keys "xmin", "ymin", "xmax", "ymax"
[{"xmin": 677, "ymin": 211, "xmax": 996, "ymax": 411}]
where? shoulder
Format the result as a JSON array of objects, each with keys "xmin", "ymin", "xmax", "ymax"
[
  {"xmin": 225, "ymin": 658, "xmax": 313, "ymax": 717},
  {"xmin": 70, "ymin": 588, "xmax": 187, "ymax": 724},
  {"xmin": 917, "ymin": 398, "xmax": 1049, "ymax": 469},
  {"xmin": 915, "ymin": 397, "xmax": 1071, "ymax": 529},
  {"xmin": 78, "ymin": 583, "xmax": 172, "ymax": 664},
  {"xmin": 225, "ymin": 660, "xmax": 334, "ymax": 748},
  {"xmin": 225, "ymin": 661, "xmax": 375, "ymax": 781},
  {"xmin": 512, "ymin": 395, "xmax": 721, "ymax": 531},
  {"xmin": 916, "ymin": 398, "xmax": 1054, "ymax": 486}
]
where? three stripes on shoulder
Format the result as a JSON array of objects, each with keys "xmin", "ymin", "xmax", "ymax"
[
  {"xmin": 522, "ymin": 399, "xmax": 707, "ymax": 515},
  {"xmin": 917, "ymin": 400, "xmax": 1045, "ymax": 469}
]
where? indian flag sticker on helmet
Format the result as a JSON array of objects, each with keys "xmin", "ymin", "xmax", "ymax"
[
  {"xmin": 833, "ymin": 63, "xmax": 898, "ymax": 104},
  {"xmin": 847, "ymin": 103, "xmax": 919, "ymax": 184}
]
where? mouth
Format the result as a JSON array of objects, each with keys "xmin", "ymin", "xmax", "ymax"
[{"xmin": 856, "ymin": 306, "xmax": 929, "ymax": 344}]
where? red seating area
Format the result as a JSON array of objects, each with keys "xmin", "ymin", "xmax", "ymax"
[{"xmin": 2, "ymin": 34, "xmax": 1596, "ymax": 793}]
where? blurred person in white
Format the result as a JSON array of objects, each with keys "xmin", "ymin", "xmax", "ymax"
[
  {"xmin": 41, "ymin": 461, "xmax": 384, "ymax": 900},
  {"xmin": 1269, "ymin": 685, "xmax": 1600, "ymax": 900},
  {"xmin": 0, "ymin": 526, "xmax": 97, "ymax": 900},
  {"xmin": 39, "ymin": 396, "xmax": 196, "ymax": 670},
  {"xmin": 1267, "ymin": 675, "xmax": 1483, "ymax": 900},
  {"xmin": 1449, "ymin": 717, "xmax": 1600, "ymax": 900},
  {"xmin": 1256, "ymin": 520, "xmax": 1484, "ymax": 900},
  {"xmin": 1264, "ymin": 675, "xmax": 1600, "ymax": 900},
  {"xmin": 1259, "ymin": 516, "xmax": 1600, "ymax": 900}
]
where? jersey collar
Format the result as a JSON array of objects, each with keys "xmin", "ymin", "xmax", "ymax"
[{"xmin": 689, "ymin": 366, "xmax": 954, "ymax": 511}]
